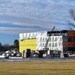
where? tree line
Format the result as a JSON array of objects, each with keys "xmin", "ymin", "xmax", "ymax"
[{"xmin": 0, "ymin": 39, "xmax": 19, "ymax": 52}]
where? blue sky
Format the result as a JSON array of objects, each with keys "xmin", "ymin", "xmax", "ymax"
[{"xmin": 0, "ymin": 0, "xmax": 75, "ymax": 45}]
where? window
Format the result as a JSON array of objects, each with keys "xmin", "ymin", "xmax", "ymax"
[
  {"xmin": 59, "ymin": 37, "xmax": 62, "ymax": 41},
  {"xmin": 52, "ymin": 43, "xmax": 54, "ymax": 47},
  {"xmin": 40, "ymin": 42, "xmax": 42, "ymax": 46},
  {"xmin": 52, "ymin": 37, "xmax": 54, "ymax": 41},
  {"xmin": 42, "ymin": 37, "xmax": 44, "ymax": 41},
  {"xmin": 51, "ymin": 33, "xmax": 54, "ymax": 36},
  {"xmin": 49, "ymin": 37, "xmax": 51, "ymax": 41},
  {"xmin": 40, "ymin": 37, "xmax": 42, "ymax": 41},
  {"xmin": 63, "ymin": 36, "xmax": 68, "ymax": 42},
  {"xmin": 68, "ymin": 36, "xmax": 75, "ymax": 42},
  {"xmin": 28, "ymin": 33, "xmax": 30, "ymax": 38},
  {"xmin": 44, "ymin": 37, "xmax": 47, "ymax": 42},
  {"xmin": 42, "ymin": 42, "xmax": 45, "ymax": 46},
  {"xmin": 23, "ymin": 33, "xmax": 25, "ymax": 38},
  {"xmin": 55, "ymin": 43, "xmax": 57, "ymax": 47},
  {"xmin": 58, "ymin": 42, "xmax": 62, "ymax": 46},
  {"xmin": 55, "ymin": 37, "xmax": 57, "ymax": 41},
  {"xmin": 49, "ymin": 43, "xmax": 51, "ymax": 47},
  {"xmin": 34, "ymin": 33, "xmax": 37, "ymax": 38}
]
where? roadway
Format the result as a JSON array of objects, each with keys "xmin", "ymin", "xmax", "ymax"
[{"xmin": 0, "ymin": 56, "xmax": 75, "ymax": 62}]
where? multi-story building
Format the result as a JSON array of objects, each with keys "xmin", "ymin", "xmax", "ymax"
[{"xmin": 19, "ymin": 30, "xmax": 75, "ymax": 58}]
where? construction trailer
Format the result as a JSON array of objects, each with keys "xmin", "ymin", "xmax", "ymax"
[{"xmin": 19, "ymin": 30, "xmax": 75, "ymax": 58}]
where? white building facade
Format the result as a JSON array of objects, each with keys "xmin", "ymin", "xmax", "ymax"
[{"xmin": 19, "ymin": 31, "xmax": 64, "ymax": 58}]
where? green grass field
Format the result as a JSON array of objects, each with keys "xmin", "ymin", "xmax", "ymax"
[{"xmin": 0, "ymin": 60, "xmax": 75, "ymax": 75}]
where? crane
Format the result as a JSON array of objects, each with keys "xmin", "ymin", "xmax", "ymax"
[
  {"xmin": 43, "ymin": 26, "xmax": 55, "ymax": 51},
  {"xmin": 38, "ymin": 26, "xmax": 55, "ymax": 58}
]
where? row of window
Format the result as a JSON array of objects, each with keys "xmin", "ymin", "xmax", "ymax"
[
  {"xmin": 20, "ymin": 33, "xmax": 37, "ymax": 39},
  {"xmin": 20, "ymin": 31, "xmax": 47, "ymax": 39},
  {"xmin": 37, "ymin": 47, "xmax": 62, "ymax": 51},
  {"xmin": 37, "ymin": 42, "xmax": 63, "ymax": 47},
  {"xmin": 68, "ymin": 37, "xmax": 75, "ymax": 42},
  {"xmin": 37, "ymin": 37, "xmax": 63, "ymax": 42},
  {"xmin": 63, "ymin": 36, "xmax": 75, "ymax": 42},
  {"xmin": 48, "ymin": 32, "xmax": 67, "ymax": 36}
]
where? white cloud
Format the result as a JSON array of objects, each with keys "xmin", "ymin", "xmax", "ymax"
[
  {"xmin": 0, "ymin": 0, "xmax": 75, "ymax": 34},
  {"xmin": 0, "ymin": 25, "xmax": 68, "ymax": 34},
  {"xmin": 0, "ymin": 27, "xmax": 42, "ymax": 34}
]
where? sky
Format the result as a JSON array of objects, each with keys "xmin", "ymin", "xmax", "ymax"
[{"xmin": 0, "ymin": 0, "xmax": 75, "ymax": 45}]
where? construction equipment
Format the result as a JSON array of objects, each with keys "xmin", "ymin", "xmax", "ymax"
[
  {"xmin": 38, "ymin": 26, "xmax": 55, "ymax": 58},
  {"xmin": 43, "ymin": 26, "xmax": 55, "ymax": 51}
]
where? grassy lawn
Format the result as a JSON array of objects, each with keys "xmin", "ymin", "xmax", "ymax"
[{"xmin": 0, "ymin": 60, "xmax": 75, "ymax": 75}]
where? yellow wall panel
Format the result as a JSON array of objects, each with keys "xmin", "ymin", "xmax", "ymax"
[{"xmin": 19, "ymin": 39, "xmax": 36, "ymax": 52}]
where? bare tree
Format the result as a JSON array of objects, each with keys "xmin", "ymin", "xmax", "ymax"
[{"xmin": 67, "ymin": 9, "xmax": 75, "ymax": 30}]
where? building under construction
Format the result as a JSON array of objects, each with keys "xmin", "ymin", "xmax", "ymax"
[{"xmin": 19, "ymin": 30, "xmax": 75, "ymax": 58}]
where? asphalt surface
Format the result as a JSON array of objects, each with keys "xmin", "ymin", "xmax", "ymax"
[{"xmin": 0, "ymin": 56, "xmax": 75, "ymax": 62}]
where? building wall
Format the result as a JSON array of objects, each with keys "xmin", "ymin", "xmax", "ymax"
[
  {"xmin": 19, "ymin": 31, "xmax": 47, "ymax": 52},
  {"xmin": 19, "ymin": 31, "xmax": 63, "ymax": 52},
  {"xmin": 63, "ymin": 31, "xmax": 75, "ymax": 53},
  {"xmin": 19, "ymin": 30, "xmax": 75, "ymax": 58},
  {"xmin": 19, "ymin": 39, "xmax": 36, "ymax": 52},
  {"xmin": 36, "ymin": 35, "xmax": 63, "ymax": 51},
  {"xmin": 36, "ymin": 31, "xmax": 47, "ymax": 50},
  {"xmin": 67, "ymin": 31, "xmax": 75, "ymax": 36}
]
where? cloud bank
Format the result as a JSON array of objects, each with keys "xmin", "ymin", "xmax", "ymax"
[{"xmin": 0, "ymin": 0, "xmax": 75, "ymax": 34}]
